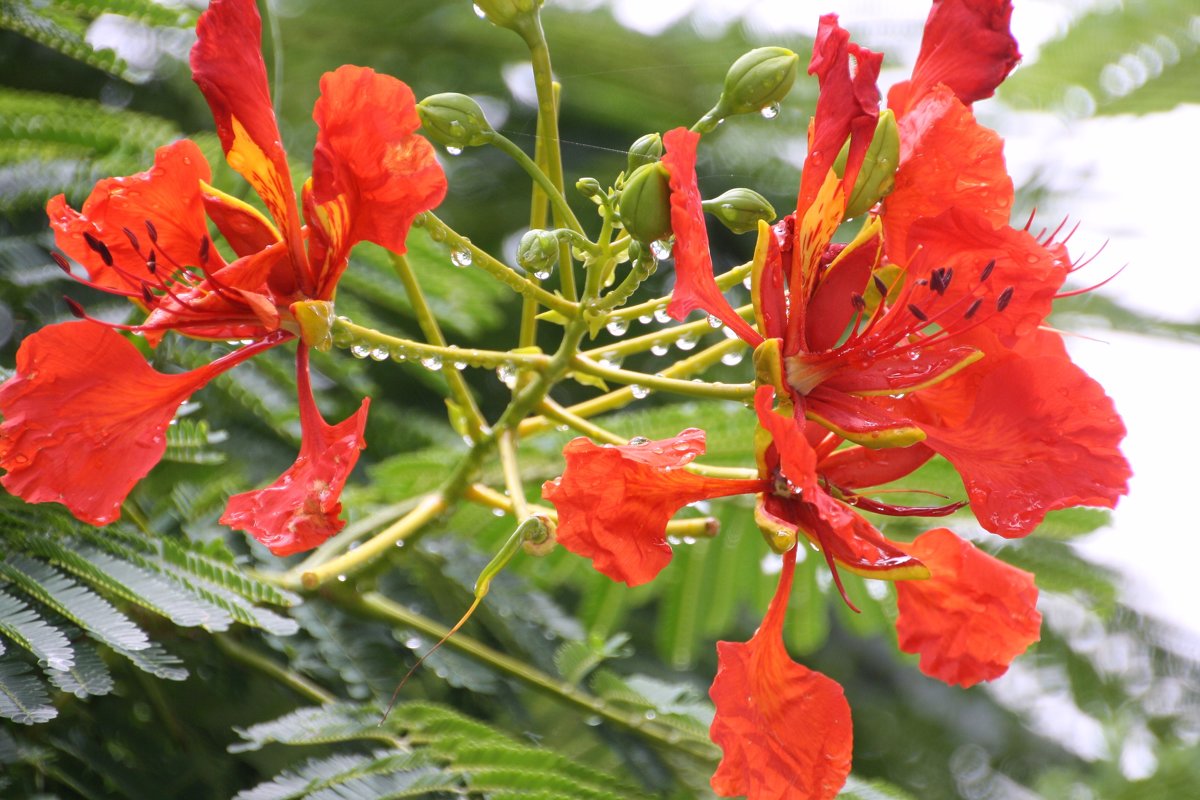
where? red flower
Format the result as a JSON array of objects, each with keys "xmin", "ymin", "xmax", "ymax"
[
  {"xmin": 2, "ymin": 0, "xmax": 445, "ymax": 553},
  {"xmin": 895, "ymin": 528, "xmax": 1041, "ymax": 686},
  {"xmin": 710, "ymin": 548, "xmax": 853, "ymax": 800}
]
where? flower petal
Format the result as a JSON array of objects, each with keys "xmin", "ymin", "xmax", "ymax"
[
  {"xmin": 221, "ymin": 347, "xmax": 369, "ymax": 556},
  {"xmin": 710, "ymin": 548, "xmax": 853, "ymax": 800},
  {"xmin": 0, "ymin": 322, "xmax": 273, "ymax": 525},
  {"xmin": 661, "ymin": 127, "xmax": 763, "ymax": 346},
  {"xmin": 47, "ymin": 140, "xmax": 213, "ymax": 291},
  {"xmin": 819, "ymin": 442, "xmax": 935, "ymax": 490},
  {"xmin": 753, "ymin": 385, "xmax": 816, "ymax": 497},
  {"xmin": 306, "ymin": 65, "xmax": 448, "ymax": 299},
  {"xmin": 895, "ymin": 528, "xmax": 1041, "ymax": 687},
  {"xmin": 888, "ymin": 0, "xmax": 1020, "ymax": 116},
  {"xmin": 541, "ymin": 430, "xmax": 766, "ymax": 586}
]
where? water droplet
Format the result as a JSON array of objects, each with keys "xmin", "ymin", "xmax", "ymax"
[
  {"xmin": 369, "ymin": 347, "xmax": 388, "ymax": 361},
  {"xmin": 631, "ymin": 384, "xmax": 651, "ymax": 399},
  {"xmin": 605, "ymin": 317, "xmax": 629, "ymax": 336},
  {"xmin": 722, "ymin": 326, "xmax": 741, "ymax": 340},
  {"xmin": 453, "ymin": 360, "xmax": 467, "ymax": 370},
  {"xmin": 706, "ymin": 314, "xmax": 723, "ymax": 329},
  {"xmin": 760, "ymin": 102, "xmax": 781, "ymax": 119},
  {"xmin": 653, "ymin": 305, "xmax": 671, "ymax": 324},
  {"xmin": 638, "ymin": 313, "xmax": 653, "ymax": 324},
  {"xmin": 533, "ymin": 264, "xmax": 554, "ymax": 280},
  {"xmin": 682, "ymin": 536, "xmax": 697, "ymax": 545},
  {"xmin": 628, "ymin": 436, "xmax": 651, "ymax": 446},
  {"xmin": 585, "ymin": 715, "xmax": 602, "ymax": 727},
  {"xmin": 421, "ymin": 355, "xmax": 443, "ymax": 370},
  {"xmin": 598, "ymin": 350, "xmax": 623, "ymax": 369},
  {"xmin": 650, "ymin": 239, "xmax": 672, "ymax": 260},
  {"xmin": 336, "ymin": 574, "xmax": 347, "ymax": 582},
  {"xmin": 675, "ymin": 333, "xmax": 698, "ymax": 351},
  {"xmin": 644, "ymin": 710, "xmax": 657, "ymax": 720},
  {"xmin": 491, "ymin": 507, "xmax": 505, "ymax": 517},
  {"xmin": 472, "ymin": 2, "xmax": 486, "ymax": 17},
  {"xmin": 350, "ymin": 343, "xmax": 370, "ymax": 359},
  {"xmin": 720, "ymin": 349, "xmax": 744, "ymax": 366},
  {"xmin": 445, "ymin": 145, "xmax": 463, "ymax": 156},
  {"xmin": 404, "ymin": 637, "xmax": 423, "ymax": 649},
  {"xmin": 430, "ymin": 227, "xmax": 447, "ymax": 243},
  {"xmin": 390, "ymin": 348, "xmax": 408, "ymax": 362},
  {"xmin": 555, "ymin": 424, "xmax": 569, "ymax": 432},
  {"xmin": 496, "ymin": 363, "xmax": 517, "ymax": 387},
  {"xmin": 450, "ymin": 246, "xmax": 473, "ymax": 267},
  {"xmin": 395, "ymin": 540, "xmax": 405, "ymax": 548},
  {"xmin": 650, "ymin": 342, "xmax": 669, "ymax": 356}
]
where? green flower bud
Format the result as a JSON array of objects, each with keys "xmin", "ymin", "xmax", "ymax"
[
  {"xmin": 617, "ymin": 162, "xmax": 673, "ymax": 243},
  {"xmin": 833, "ymin": 109, "xmax": 900, "ymax": 218},
  {"xmin": 697, "ymin": 47, "xmax": 799, "ymax": 132},
  {"xmin": 702, "ymin": 188, "xmax": 776, "ymax": 235},
  {"xmin": 417, "ymin": 93, "xmax": 495, "ymax": 150},
  {"xmin": 626, "ymin": 132, "xmax": 664, "ymax": 173},
  {"xmin": 516, "ymin": 228, "xmax": 560, "ymax": 274},
  {"xmin": 472, "ymin": 0, "xmax": 543, "ymax": 31},
  {"xmin": 576, "ymin": 177, "xmax": 603, "ymax": 199}
]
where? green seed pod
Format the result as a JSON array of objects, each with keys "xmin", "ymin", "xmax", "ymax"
[
  {"xmin": 702, "ymin": 188, "xmax": 776, "ymax": 235},
  {"xmin": 721, "ymin": 47, "xmax": 800, "ymax": 116},
  {"xmin": 833, "ymin": 109, "xmax": 900, "ymax": 218},
  {"xmin": 472, "ymin": 0, "xmax": 543, "ymax": 31},
  {"xmin": 416, "ymin": 93, "xmax": 495, "ymax": 150},
  {"xmin": 626, "ymin": 132, "xmax": 664, "ymax": 173},
  {"xmin": 618, "ymin": 162, "xmax": 673, "ymax": 243},
  {"xmin": 516, "ymin": 228, "xmax": 560, "ymax": 274}
]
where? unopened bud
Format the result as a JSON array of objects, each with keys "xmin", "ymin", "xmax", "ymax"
[
  {"xmin": 472, "ymin": 0, "xmax": 543, "ymax": 32},
  {"xmin": 617, "ymin": 162, "xmax": 672, "ymax": 243},
  {"xmin": 626, "ymin": 132, "xmax": 663, "ymax": 173},
  {"xmin": 702, "ymin": 188, "xmax": 776, "ymax": 235},
  {"xmin": 833, "ymin": 109, "xmax": 899, "ymax": 218},
  {"xmin": 417, "ymin": 93, "xmax": 495, "ymax": 150},
  {"xmin": 576, "ymin": 177, "xmax": 603, "ymax": 199},
  {"xmin": 697, "ymin": 47, "xmax": 799, "ymax": 132},
  {"xmin": 516, "ymin": 229, "xmax": 560, "ymax": 274}
]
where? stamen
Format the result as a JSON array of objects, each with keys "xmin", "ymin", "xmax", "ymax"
[
  {"xmin": 964, "ymin": 298, "xmax": 983, "ymax": 319},
  {"xmin": 140, "ymin": 283, "xmax": 157, "ymax": 307},
  {"xmin": 51, "ymin": 253, "xmax": 72, "ymax": 273},
  {"xmin": 872, "ymin": 274, "xmax": 888, "ymax": 296},
  {"xmin": 199, "ymin": 236, "xmax": 210, "ymax": 266},
  {"xmin": 850, "ymin": 292, "xmax": 866, "ymax": 311},
  {"xmin": 64, "ymin": 296, "xmax": 86, "ymax": 318},
  {"xmin": 144, "ymin": 220, "xmax": 159, "ymax": 244},
  {"xmin": 83, "ymin": 233, "xmax": 113, "ymax": 267},
  {"xmin": 907, "ymin": 304, "xmax": 928, "ymax": 322},
  {"xmin": 980, "ymin": 259, "xmax": 995, "ymax": 282},
  {"xmin": 122, "ymin": 227, "xmax": 141, "ymax": 252},
  {"xmin": 147, "ymin": 250, "xmax": 157, "ymax": 273},
  {"xmin": 996, "ymin": 286, "xmax": 1014, "ymax": 312},
  {"xmin": 1056, "ymin": 264, "xmax": 1126, "ymax": 298}
]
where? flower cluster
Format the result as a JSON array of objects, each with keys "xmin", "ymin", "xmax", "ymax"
[
  {"xmin": 0, "ymin": 0, "xmax": 445, "ymax": 555},
  {"xmin": 541, "ymin": 2, "xmax": 1130, "ymax": 797}
]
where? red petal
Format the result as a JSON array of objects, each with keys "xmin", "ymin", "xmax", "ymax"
[
  {"xmin": 221, "ymin": 348, "xmax": 369, "ymax": 556},
  {"xmin": 0, "ymin": 322, "xmax": 271, "ymax": 525},
  {"xmin": 883, "ymin": 86, "xmax": 1012, "ymax": 262},
  {"xmin": 805, "ymin": 235, "xmax": 880, "ymax": 352},
  {"xmin": 912, "ymin": 352, "xmax": 1130, "ymax": 535},
  {"xmin": 306, "ymin": 66, "xmax": 448, "ymax": 299},
  {"xmin": 201, "ymin": 182, "xmax": 281, "ymax": 258},
  {"xmin": 661, "ymin": 128, "xmax": 763, "ymax": 346},
  {"xmin": 191, "ymin": 0, "xmax": 307, "ymax": 290},
  {"xmin": 709, "ymin": 548, "xmax": 853, "ymax": 800},
  {"xmin": 47, "ymin": 140, "xmax": 213, "ymax": 291},
  {"xmin": 820, "ymin": 443, "xmax": 935, "ymax": 490},
  {"xmin": 541, "ymin": 430, "xmax": 766, "ymax": 586},
  {"xmin": 753, "ymin": 386, "xmax": 816, "ymax": 497},
  {"xmin": 888, "ymin": 0, "xmax": 1020, "ymax": 115},
  {"xmin": 895, "ymin": 528, "xmax": 1041, "ymax": 687}
]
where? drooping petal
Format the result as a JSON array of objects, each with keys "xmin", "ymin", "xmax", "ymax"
[
  {"xmin": 819, "ymin": 442, "xmax": 935, "ymax": 490},
  {"xmin": 753, "ymin": 386, "xmax": 817, "ymax": 497},
  {"xmin": 541, "ymin": 429, "xmax": 766, "ymax": 586},
  {"xmin": 47, "ymin": 139, "xmax": 214, "ymax": 291},
  {"xmin": 191, "ymin": 0, "xmax": 308, "ymax": 290},
  {"xmin": 710, "ymin": 548, "xmax": 853, "ymax": 800},
  {"xmin": 908, "ymin": 349, "xmax": 1130, "ymax": 535},
  {"xmin": 883, "ymin": 85, "xmax": 1012, "ymax": 261},
  {"xmin": 887, "ymin": 0, "xmax": 1020, "ymax": 116},
  {"xmin": 306, "ymin": 65, "xmax": 448, "ymax": 299},
  {"xmin": 895, "ymin": 528, "xmax": 1041, "ymax": 687},
  {"xmin": 201, "ymin": 180, "xmax": 281, "ymax": 258},
  {"xmin": 661, "ymin": 128, "xmax": 763, "ymax": 346},
  {"xmin": 221, "ymin": 347, "xmax": 369, "ymax": 556},
  {"xmin": 0, "ymin": 322, "xmax": 277, "ymax": 525}
]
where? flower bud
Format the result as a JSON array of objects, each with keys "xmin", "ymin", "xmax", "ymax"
[
  {"xmin": 698, "ymin": 47, "xmax": 798, "ymax": 132},
  {"xmin": 472, "ymin": 0, "xmax": 543, "ymax": 31},
  {"xmin": 617, "ymin": 162, "xmax": 672, "ymax": 243},
  {"xmin": 416, "ymin": 93, "xmax": 495, "ymax": 150},
  {"xmin": 516, "ymin": 228, "xmax": 560, "ymax": 274},
  {"xmin": 576, "ymin": 177, "xmax": 603, "ymax": 199},
  {"xmin": 833, "ymin": 109, "xmax": 899, "ymax": 218},
  {"xmin": 701, "ymin": 188, "xmax": 776, "ymax": 235},
  {"xmin": 626, "ymin": 132, "xmax": 664, "ymax": 173}
]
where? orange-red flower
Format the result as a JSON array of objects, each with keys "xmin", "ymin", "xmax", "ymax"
[{"xmin": 1, "ymin": 0, "xmax": 444, "ymax": 554}]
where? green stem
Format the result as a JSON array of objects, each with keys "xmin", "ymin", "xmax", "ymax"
[
  {"xmin": 583, "ymin": 305, "xmax": 752, "ymax": 362},
  {"xmin": 214, "ymin": 634, "xmax": 335, "ymax": 705},
  {"xmin": 330, "ymin": 316, "xmax": 551, "ymax": 372},
  {"xmin": 497, "ymin": 430, "xmax": 530, "ymax": 520},
  {"xmin": 388, "ymin": 253, "xmax": 487, "ymax": 436},
  {"xmin": 604, "ymin": 261, "xmax": 753, "ymax": 323},
  {"xmin": 490, "ymin": 132, "xmax": 583, "ymax": 234},
  {"xmin": 353, "ymin": 590, "xmax": 719, "ymax": 763},
  {"xmin": 571, "ymin": 354, "xmax": 753, "ymax": 401}
]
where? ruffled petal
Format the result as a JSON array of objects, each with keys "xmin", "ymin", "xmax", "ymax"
[
  {"xmin": 0, "ymin": 322, "xmax": 273, "ymax": 525},
  {"xmin": 710, "ymin": 548, "xmax": 853, "ymax": 800},
  {"xmin": 895, "ymin": 528, "xmax": 1041, "ymax": 687},
  {"xmin": 883, "ymin": 85, "xmax": 1012, "ymax": 261},
  {"xmin": 306, "ymin": 65, "xmax": 448, "ymax": 299},
  {"xmin": 221, "ymin": 347, "xmax": 369, "ymax": 556},
  {"xmin": 191, "ymin": 0, "xmax": 307, "ymax": 290},
  {"xmin": 47, "ymin": 140, "xmax": 213, "ymax": 291},
  {"xmin": 662, "ymin": 127, "xmax": 763, "ymax": 346},
  {"xmin": 887, "ymin": 0, "xmax": 1020, "ymax": 115},
  {"xmin": 541, "ymin": 429, "xmax": 766, "ymax": 586}
]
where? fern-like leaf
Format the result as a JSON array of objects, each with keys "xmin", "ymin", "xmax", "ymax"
[
  {"xmin": 110, "ymin": 641, "xmax": 187, "ymax": 681},
  {"xmin": 0, "ymin": 657, "xmax": 57, "ymax": 724},
  {"xmin": 46, "ymin": 636, "xmax": 113, "ymax": 698},
  {"xmin": 0, "ymin": 589, "xmax": 74, "ymax": 671}
]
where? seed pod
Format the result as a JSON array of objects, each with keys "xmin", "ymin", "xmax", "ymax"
[
  {"xmin": 833, "ymin": 109, "xmax": 900, "ymax": 218},
  {"xmin": 626, "ymin": 132, "xmax": 664, "ymax": 173},
  {"xmin": 702, "ymin": 188, "xmax": 776, "ymax": 235},
  {"xmin": 416, "ymin": 93, "xmax": 495, "ymax": 150},
  {"xmin": 617, "ymin": 162, "xmax": 673, "ymax": 244}
]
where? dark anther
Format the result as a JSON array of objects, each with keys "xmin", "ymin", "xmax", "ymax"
[
  {"xmin": 199, "ymin": 236, "xmax": 210, "ymax": 265},
  {"xmin": 942, "ymin": 267, "xmax": 954, "ymax": 292},
  {"xmin": 51, "ymin": 253, "xmax": 72, "ymax": 273},
  {"xmin": 907, "ymin": 303, "xmax": 928, "ymax": 322},
  {"xmin": 122, "ymin": 227, "xmax": 140, "ymax": 252},
  {"xmin": 140, "ymin": 282, "xmax": 156, "ymax": 307},
  {"xmin": 872, "ymin": 274, "xmax": 888, "ymax": 296},
  {"xmin": 83, "ymin": 233, "xmax": 113, "ymax": 267},
  {"xmin": 147, "ymin": 250, "xmax": 157, "ymax": 273},
  {"xmin": 964, "ymin": 298, "xmax": 983, "ymax": 319},
  {"xmin": 64, "ymin": 296, "xmax": 86, "ymax": 318},
  {"xmin": 850, "ymin": 292, "xmax": 867, "ymax": 311},
  {"xmin": 980, "ymin": 259, "xmax": 996, "ymax": 282},
  {"xmin": 930, "ymin": 267, "xmax": 946, "ymax": 295},
  {"xmin": 145, "ymin": 220, "xmax": 159, "ymax": 243},
  {"xmin": 996, "ymin": 286, "xmax": 1015, "ymax": 312}
]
